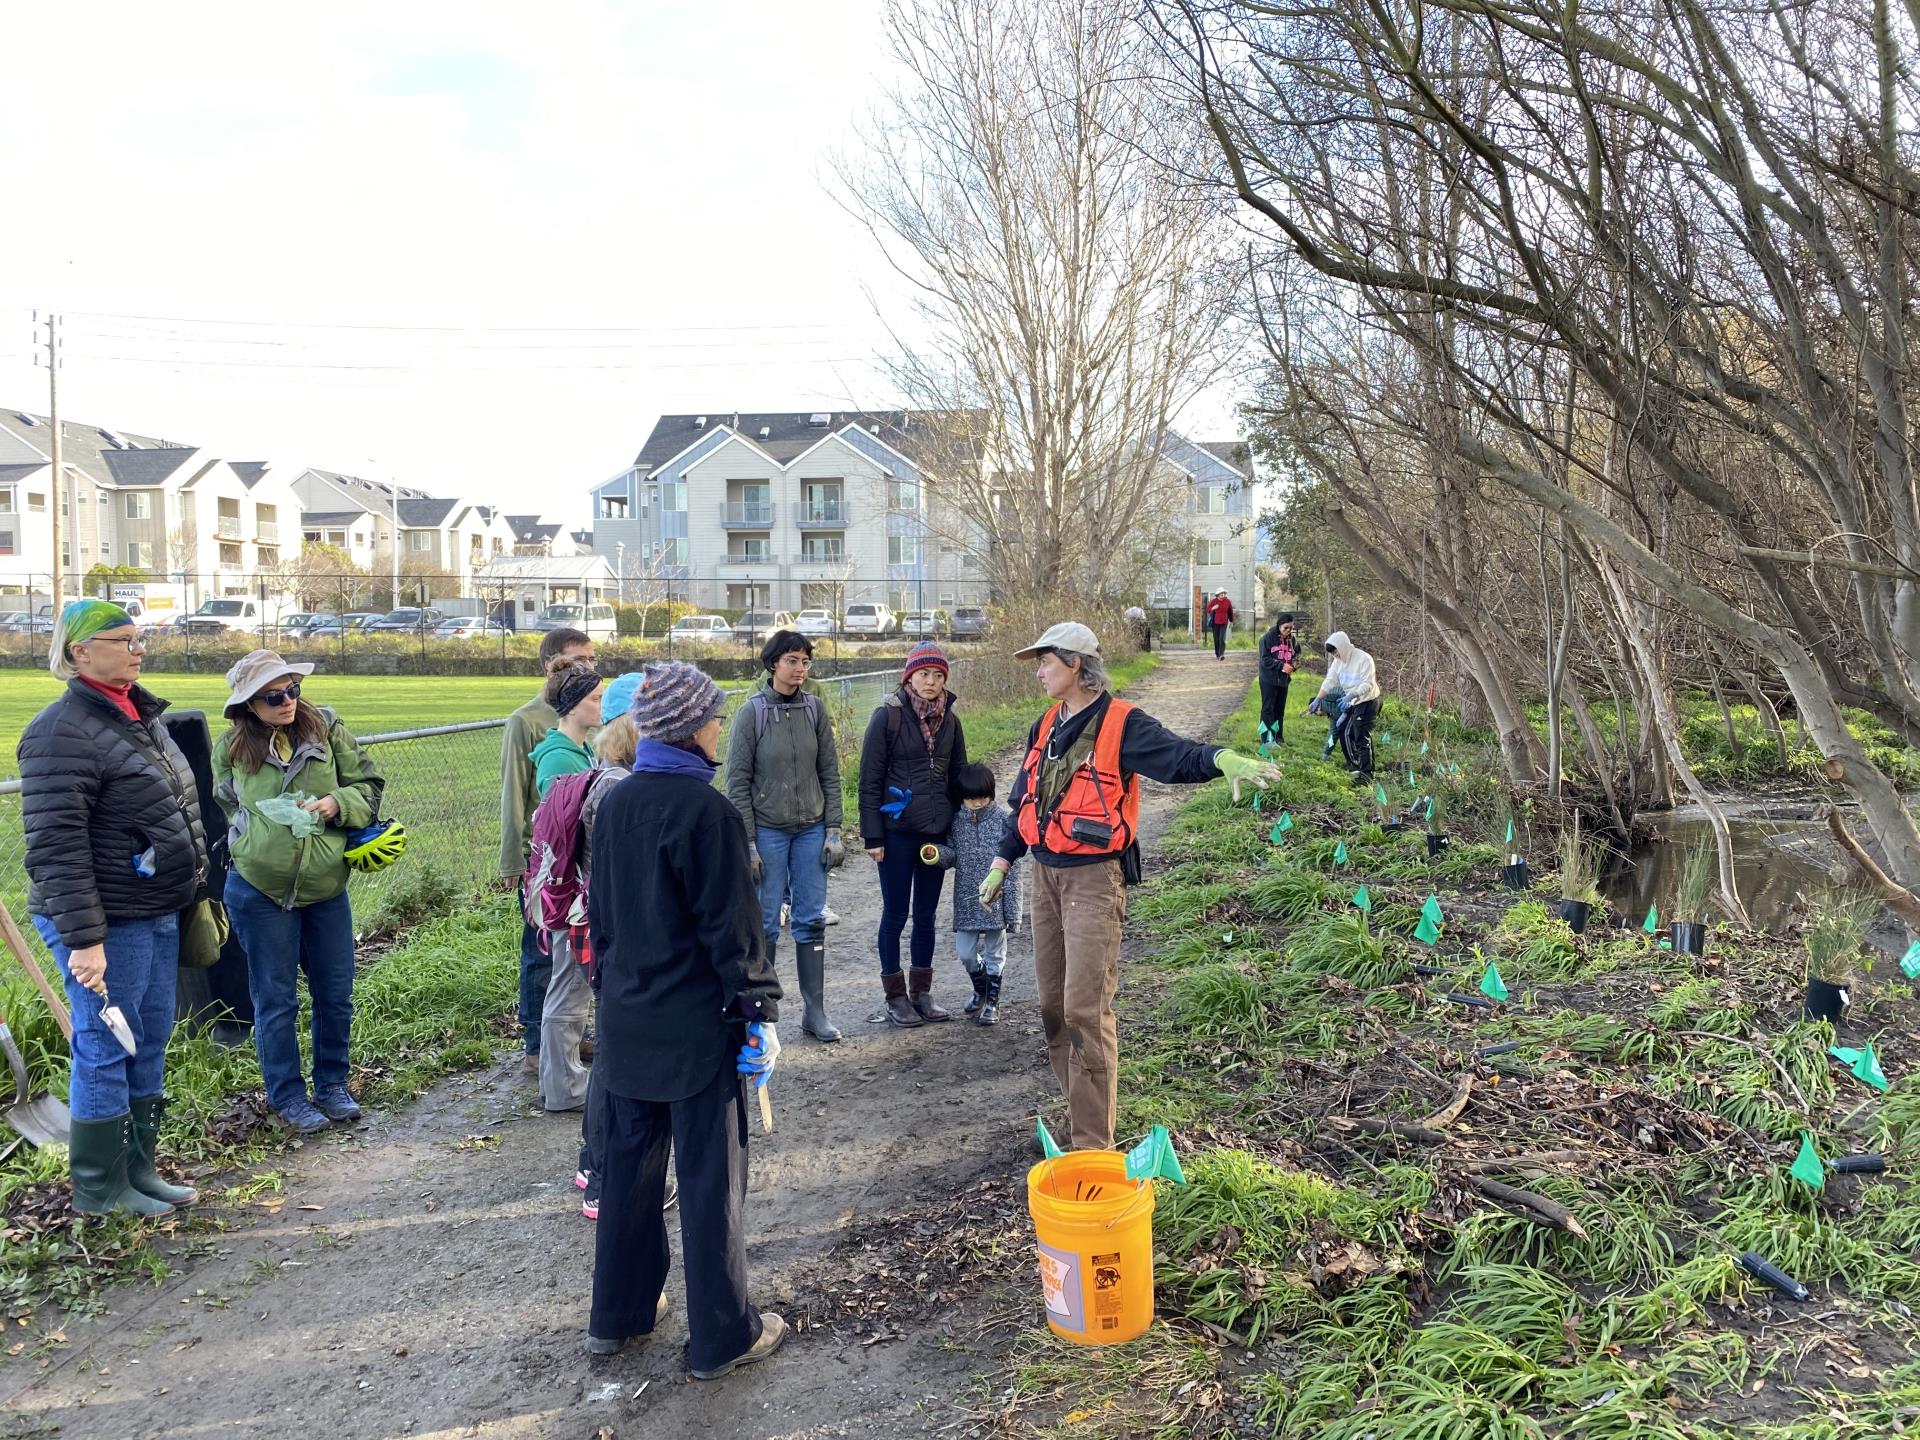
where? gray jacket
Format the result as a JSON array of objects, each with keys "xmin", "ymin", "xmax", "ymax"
[
  {"xmin": 724, "ymin": 682, "xmax": 844, "ymax": 836},
  {"xmin": 948, "ymin": 802, "xmax": 1020, "ymax": 932}
]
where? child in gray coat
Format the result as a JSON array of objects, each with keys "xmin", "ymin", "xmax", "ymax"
[{"xmin": 947, "ymin": 763, "xmax": 1020, "ymax": 1025}]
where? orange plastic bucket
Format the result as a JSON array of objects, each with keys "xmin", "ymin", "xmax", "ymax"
[{"xmin": 1026, "ymin": 1150, "xmax": 1156, "ymax": 1345}]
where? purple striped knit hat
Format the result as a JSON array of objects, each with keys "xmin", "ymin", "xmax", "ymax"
[
  {"xmin": 632, "ymin": 661, "xmax": 726, "ymax": 742},
  {"xmin": 902, "ymin": 641, "xmax": 949, "ymax": 680}
]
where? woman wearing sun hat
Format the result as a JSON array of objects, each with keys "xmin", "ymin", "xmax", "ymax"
[
  {"xmin": 20, "ymin": 599, "xmax": 208, "ymax": 1214},
  {"xmin": 212, "ymin": 650, "xmax": 383, "ymax": 1136}
]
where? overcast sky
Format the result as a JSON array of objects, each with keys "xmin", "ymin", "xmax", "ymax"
[{"xmin": 0, "ymin": 1, "xmax": 1244, "ymax": 524}]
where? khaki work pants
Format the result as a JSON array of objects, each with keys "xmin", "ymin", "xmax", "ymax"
[{"xmin": 1031, "ymin": 858, "xmax": 1128, "ymax": 1150}]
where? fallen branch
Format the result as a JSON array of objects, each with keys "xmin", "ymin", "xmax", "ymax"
[
  {"xmin": 1460, "ymin": 1149, "xmax": 1589, "ymax": 1175},
  {"xmin": 1416, "ymin": 1075, "xmax": 1475, "ymax": 1131},
  {"xmin": 1472, "ymin": 1177, "xmax": 1589, "ymax": 1238},
  {"xmin": 1823, "ymin": 806, "xmax": 1920, "ymax": 933},
  {"xmin": 1332, "ymin": 1116, "xmax": 1449, "ymax": 1144}
]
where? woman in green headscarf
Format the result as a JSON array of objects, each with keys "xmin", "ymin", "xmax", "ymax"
[{"xmin": 20, "ymin": 599, "xmax": 208, "ymax": 1215}]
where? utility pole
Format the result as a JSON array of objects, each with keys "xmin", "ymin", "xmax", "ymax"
[{"xmin": 41, "ymin": 313, "xmax": 64, "ymax": 606}]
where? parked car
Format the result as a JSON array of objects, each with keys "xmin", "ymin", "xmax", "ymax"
[
  {"xmin": 898, "ymin": 609, "xmax": 950, "ymax": 639},
  {"xmin": 182, "ymin": 598, "xmax": 264, "ymax": 636},
  {"xmin": 365, "ymin": 607, "xmax": 446, "ymax": 633},
  {"xmin": 794, "ymin": 609, "xmax": 838, "ymax": 638},
  {"xmin": 950, "ymin": 606, "xmax": 990, "ymax": 640},
  {"xmin": 668, "ymin": 614, "xmax": 733, "ymax": 642},
  {"xmin": 842, "ymin": 603, "xmax": 896, "ymax": 640},
  {"xmin": 533, "ymin": 602, "xmax": 617, "ymax": 641},
  {"xmin": 0, "ymin": 610, "xmax": 52, "ymax": 635},
  {"xmin": 434, "ymin": 617, "xmax": 510, "ymax": 640},
  {"xmin": 732, "ymin": 609, "xmax": 797, "ymax": 644},
  {"xmin": 274, "ymin": 612, "xmax": 331, "ymax": 638},
  {"xmin": 305, "ymin": 612, "xmax": 383, "ymax": 639}
]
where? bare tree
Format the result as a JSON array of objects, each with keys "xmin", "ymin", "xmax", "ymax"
[{"xmin": 842, "ymin": 0, "xmax": 1236, "ymax": 606}]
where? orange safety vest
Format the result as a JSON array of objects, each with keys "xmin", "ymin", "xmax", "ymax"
[{"xmin": 1015, "ymin": 697, "xmax": 1140, "ymax": 857}]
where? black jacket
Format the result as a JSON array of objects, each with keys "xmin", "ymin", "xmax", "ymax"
[
  {"xmin": 1258, "ymin": 626, "xmax": 1300, "ymax": 685},
  {"xmin": 858, "ymin": 688, "xmax": 969, "ymax": 846},
  {"xmin": 21, "ymin": 678, "xmax": 208, "ymax": 949},
  {"xmin": 587, "ymin": 768, "xmax": 781, "ymax": 1102}
]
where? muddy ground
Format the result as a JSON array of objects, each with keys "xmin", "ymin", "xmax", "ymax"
[{"xmin": 0, "ymin": 647, "xmax": 1255, "ymax": 1440}]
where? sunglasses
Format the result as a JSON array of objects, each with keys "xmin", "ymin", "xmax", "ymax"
[{"xmin": 258, "ymin": 682, "xmax": 303, "ymax": 706}]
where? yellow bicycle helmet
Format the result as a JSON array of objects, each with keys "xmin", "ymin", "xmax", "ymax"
[{"xmin": 343, "ymin": 819, "xmax": 408, "ymax": 873}]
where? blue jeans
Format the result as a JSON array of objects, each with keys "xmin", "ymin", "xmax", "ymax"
[
  {"xmin": 520, "ymin": 918, "xmax": 551, "ymax": 1055},
  {"xmin": 32, "ymin": 912, "xmax": 177, "ymax": 1122},
  {"xmin": 225, "ymin": 871, "xmax": 356, "ymax": 1112},
  {"xmin": 876, "ymin": 833, "xmax": 947, "ymax": 976},
  {"xmin": 756, "ymin": 822, "xmax": 826, "ymax": 951},
  {"xmin": 955, "ymin": 928, "xmax": 1008, "ymax": 976}
]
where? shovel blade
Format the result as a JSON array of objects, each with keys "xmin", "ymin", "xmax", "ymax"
[{"xmin": 5, "ymin": 1094, "xmax": 71, "ymax": 1147}]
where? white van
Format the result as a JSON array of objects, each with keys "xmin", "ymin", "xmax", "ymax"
[{"xmin": 533, "ymin": 601, "xmax": 617, "ymax": 641}]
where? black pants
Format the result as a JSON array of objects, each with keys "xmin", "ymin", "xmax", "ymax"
[
  {"xmin": 590, "ymin": 1062, "xmax": 760, "ymax": 1372},
  {"xmin": 579, "ymin": 1055, "xmax": 608, "ymax": 1180},
  {"xmin": 1259, "ymin": 677, "xmax": 1289, "ymax": 741},
  {"xmin": 1211, "ymin": 622, "xmax": 1228, "ymax": 658},
  {"xmin": 876, "ymin": 833, "xmax": 947, "ymax": 976},
  {"xmin": 1342, "ymin": 698, "xmax": 1379, "ymax": 779}
]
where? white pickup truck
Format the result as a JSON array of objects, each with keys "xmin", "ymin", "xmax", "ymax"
[{"xmin": 180, "ymin": 597, "xmax": 263, "ymax": 636}]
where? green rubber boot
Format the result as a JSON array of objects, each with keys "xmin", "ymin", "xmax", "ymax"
[
  {"xmin": 128, "ymin": 1097, "xmax": 197, "ymax": 1207},
  {"xmin": 69, "ymin": 1115, "xmax": 175, "ymax": 1217}
]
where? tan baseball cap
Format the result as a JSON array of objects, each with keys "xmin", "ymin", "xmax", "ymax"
[
  {"xmin": 1014, "ymin": 621, "xmax": 1101, "ymax": 659},
  {"xmin": 224, "ymin": 649, "xmax": 315, "ymax": 713}
]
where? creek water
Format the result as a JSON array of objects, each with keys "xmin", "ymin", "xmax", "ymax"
[{"xmin": 1596, "ymin": 805, "xmax": 1845, "ymax": 936}]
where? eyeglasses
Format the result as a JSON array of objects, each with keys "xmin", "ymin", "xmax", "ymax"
[
  {"xmin": 84, "ymin": 636, "xmax": 146, "ymax": 655},
  {"xmin": 258, "ymin": 682, "xmax": 303, "ymax": 706}
]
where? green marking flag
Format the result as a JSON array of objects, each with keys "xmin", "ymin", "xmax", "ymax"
[
  {"xmin": 1420, "ymin": 739, "xmax": 1430, "ymax": 755},
  {"xmin": 1790, "ymin": 1131, "xmax": 1825, "ymax": 1191},
  {"xmin": 1422, "ymin": 893, "xmax": 1444, "ymax": 925},
  {"xmin": 1902, "ymin": 940, "xmax": 1920, "ymax": 980},
  {"xmin": 1853, "ymin": 1043, "xmax": 1891, "ymax": 1093},
  {"xmin": 1642, "ymin": 902, "xmax": 1661, "ymax": 934},
  {"xmin": 1479, "ymin": 961, "xmax": 1509, "ymax": 1002},
  {"xmin": 1352, "ymin": 884, "xmax": 1373, "ymax": 913},
  {"xmin": 1253, "ymin": 790, "xmax": 1262, "ymax": 811},
  {"xmin": 1504, "ymin": 818, "xmax": 1516, "ymax": 845},
  {"xmin": 1374, "ymin": 783, "xmax": 1389, "ymax": 807},
  {"xmin": 1414, "ymin": 915, "xmax": 1441, "ymax": 945},
  {"xmin": 1381, "ymin": 731, "xmax": 1392, "ymax": 746},
  {"xmin": 1124, "ymin": 1125, "xmax": 1188, "ymax": 1184},
  {"xmin": 1333, "ymin": 840, "xmax": 1349, "ymax": 866},
  {"xmin": 1278, "ymin": 811, "xmax": 1294, "ymax": 833},
  {"xmin": 1037, "ymin": 1116, "xmax": 1064, "ymax": 1160},
  {"xmin": 1269, "ymin": 820, "xmax": 1286, "ymax": 844},
  {"xmin": 1829, "ymin": 1044, "xmax": 1864, "ymax": 1066}
]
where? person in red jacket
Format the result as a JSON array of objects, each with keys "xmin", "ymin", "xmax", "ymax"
[{"xmin": 1205, "ymin": 590, "xmax": 1236, "ymax": 659}]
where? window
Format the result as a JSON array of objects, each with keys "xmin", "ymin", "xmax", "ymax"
[
  {"xmin": 891, "ymin": 590, "xmax": 917, "ymax": 612},
  {"xmin": 731, "ymin": 538, "xmax": 771, "ymax": 562},
  {"xmin": 100, "ymin": 539, "xmax": 109, "ymax": 556},
  {"xmin": 0, "ymin": 530, "xmax": 13, "ymax": 556},
  {"xmin": 656, "ymin": 537, "xmax": 689, "ymax": 565},
  {"xmin": 125, "ymin": 493, "xmax": 152, "ymax": 520},
  {"xmin": 219, "ymin": 542, "xmax": 242, "ymax": 567},
  {"xmin": 1195, "ymin": 539, "xmax": 1225, "ymax": 566},
  {"xmin": 27, "ymin": 492, "xmax": 45, "ymax": 512},
  {"xmin": 802, "ymin": 537, "xmax": 844, "ymax": 563},
  {"xmin": 0, "ymin": 490, "xmax": 12, "ymax": 513},
  {"xmin": 888, "ymin": 535, "xmax": 919, "ymax": 566},
  {"xmin": 258, "ymin": 547, "xmax": 279, "ymax": 567},
  {"xmin": 408, "ymin": 530, "xmax": 434, "ymax": 552},
  {"xmin": 887, "ymin": 478, "xmax": 919, "ymax": 512},
  {"xmin": 659, "ymin": 481, "xmax": 687, "ymax": 512},
  {"xmin": 127, "ymin": 541, "xmax": 154, "ymax": 569},
  {"xmin": 1196, "ymin": 485, "xmax": 1227, "ymax": 514}
]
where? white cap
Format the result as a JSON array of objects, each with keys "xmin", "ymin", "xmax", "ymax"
[{"xmin": 1014, "ymin": 621, "xmax": 1101, "ymax": 659}]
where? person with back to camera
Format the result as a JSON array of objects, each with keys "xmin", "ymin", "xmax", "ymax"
[
  {"xmin": 859, "ymin": 640, "xmax": 970, "ymax": 1027},
  {"xmin": 945, "ymin": 761, "xmax": 1020, "ymax": 1025},
  {"xmin": 979, "ymin": 622, "xmax": 1279, "ymax": 1151},
  {"xmin": 584, "ymin": 661, "xmax": 787, "ymax": 1377},
  {"xmin": 1308, "ymin": 630, "xmax": 1381, "ymax": 781},
  {"xmin": 500, "ymin": 627, "xmax": 596, "ymax": 1074},
  {"xmin": 725, "ymin": 628, "xmax": 845, "ymax": 1042},
  {"xmin": 20, "ymin": 600, "xmax": 208, "ymax": 1214}
]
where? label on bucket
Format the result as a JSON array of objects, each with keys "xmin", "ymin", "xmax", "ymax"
[
  {"xmin": 1038, "ymin": 1241, "xmax": 1084, "ymax": 1333},
  {"xmin": 1092, "ymin": 1250, "xmax": 1124, "ymax": 1329}
]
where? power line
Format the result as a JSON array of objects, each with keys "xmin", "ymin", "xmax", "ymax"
[
  {"xmin": 64, "ymin": 308, "xmax": 864, "ymax": 335},
  {"xmin": 59, "ymin": 350, "xmax": 896, "ymax": 373}
]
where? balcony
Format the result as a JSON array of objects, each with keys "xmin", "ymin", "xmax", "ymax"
[
  {"xmin": 795, "ymin": 500, "xmax": 850, "ymax": 528},
  {"xmin": 724, "ymin": 548, "xmax": 779, "ymax": 567},
  {"xmin": 256, "ymin": 521, "xmax": 278, "ymax": 543},
  {"xmin": 215, "ymin": 515, "xmax": 242, "ymax": 540},
  {"xmin": 720, "ymin": 501, "xmax": 775, "ymax": 528}
]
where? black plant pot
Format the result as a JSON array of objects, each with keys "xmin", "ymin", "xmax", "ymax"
[
  {"xmin": 1502, "ymin": 861, "xmax": 1530, "ymax": 891},
  {"xmin": 1426, "ymin": 832, "xmax": 1450, "ymax": 858},
  {"xmin": 1383, "ymin": 819, "xmax": 1405, "ymax": 834},
  {"xmin": 1802, "ymin": 976, "xmax": 1849, "ymax": 1023},
  {"xmin": 1558, "ymin": 898, "xmax": 1592, "ymax": 934},
  {"xmin": 1669, "ymin": 921, "xmax": 1707, "ymax": 956}
]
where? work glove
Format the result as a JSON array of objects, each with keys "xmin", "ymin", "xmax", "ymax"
[
  {"xmin": 979, "ymin": 863, "xmax": 1007, "ymax": 908},
  {"xmin": 822, "ymin": 829, "xmax": 845, "ymax": 869},
  {"xmin": 1306, "ymin": 697, "xmax": 1323, "ymax": 717},
  {"xmin": 880, "ymin": 786, "xmax": 913, "ymax": 821},
  {"xmin": 1216, "ymin": 751, "xmax": 1282, "ymax": 803},
  {"xmin": 736, "ymin": 1022, "xmax": 781, "ymax": 1088},
  {"xmin": 748, "ymin": 845, "xmax": 764, "ymax": 886}
]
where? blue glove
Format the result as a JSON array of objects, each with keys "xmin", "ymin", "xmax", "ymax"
[
  {"xmin": 736, "ymin": 1022, "xmax": 781, "ymax": 1088},
  {"xmin": 880, "ymin": 786, "xmax": 913, "ymax": 821}
]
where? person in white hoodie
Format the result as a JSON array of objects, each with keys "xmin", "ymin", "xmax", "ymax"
[{"xmin": 1308, "ymin": 631, "xmax": 1381, "ymax": 780}]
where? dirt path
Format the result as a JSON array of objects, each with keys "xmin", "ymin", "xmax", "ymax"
[{"xmin": 2, "ymin": 649, "xmax": 1253, "ymax": 1440}]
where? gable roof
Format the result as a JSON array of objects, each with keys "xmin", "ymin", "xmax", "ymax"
[
  {"xmin": 395, "ymin": 497, "xmax": 459, "ymax": 528},
  {"xmin": 0, "ymin": 461, "xmax": 47, "ymax": 485},
  {"xmin": 475, "ymin": 553, "xmax": 615, "ymax": 583},
  {"xmin": 505, "ymin": 514, "xmax": 564, "ymax": 544},
  {"xmin": 632, "ymin": 410, "xmax": 984, "ymax": 474},
  {"xmin": 230, "ymin": 461, "xmax": 270, "ymax": 489},
  {"xmin": 301, "ymin": 510, "xmax": 367, "ymax": 527},
  {"xmin": 1198, "ymin": 440, "xmax": 1252, "ymax": 478},
  {"xmin": 100, "ymin": 446, "xmax": 200, "ymax": 489},
  {"xmin": 0, "ymin": 408, "xmax": 186, "ymax": 486}
]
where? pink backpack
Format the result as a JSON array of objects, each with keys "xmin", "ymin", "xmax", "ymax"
[{"xmin": 522, "ymin": 769, "xmax": 596, "ymax": 952}]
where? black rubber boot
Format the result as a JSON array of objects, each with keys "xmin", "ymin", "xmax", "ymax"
[
  {"xmin": 908, "ymin": 967, "xmax": 951, "ymax": 1022},
  {"xmin": 127, "ymin": 1096, "xmax": 196, "ymax": 1207},
  {"xmin": 69, "ymin": 1115, "xmax": 175, "ymax": 1217},
  {"xmin": 796, "ymin": 942, "xmax": 841, "ymax": 1042},
  {"xmin": 977, "ymin": 974, "xmax": 1003, "ymax": 1026},
  {"xmin": 963, "ymin": 969, "xmax": 989, "ymax": 1017}
]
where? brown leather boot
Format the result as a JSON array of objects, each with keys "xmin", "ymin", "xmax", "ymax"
[
  {"xmin": 908, "ymin": 967, "xmax": 951, "ymax": 1023},
  {"xmin": 883, "ymin": 971, "xmax": 922, "ymax": 1027}
]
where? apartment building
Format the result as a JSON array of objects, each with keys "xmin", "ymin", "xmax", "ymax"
[
  {"xmin": 292, "ymin": 470, "xmax": 515, "ymax": 592},
  {"xmin": 589, "ymin": 411, "xmax": 990, "ymax": 614},
  {"xmin": 0, "ymin": 408, "xmax": 301, "ymax": 601},
  {"xmin": 1144, "ymin": 436, "xmax": 1265, "ymax": 624}
]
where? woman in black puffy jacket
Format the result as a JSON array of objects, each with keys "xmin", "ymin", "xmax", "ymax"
[
  {"xmin": 20, "ymin": 600, "xmax": 207, "ymax": 1217},
  {"xmin": 858, "ymin": 642, "xmax": 968, "ymax": 1027}
]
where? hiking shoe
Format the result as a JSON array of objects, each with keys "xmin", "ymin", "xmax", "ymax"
[
  {"xmin": 587, "ymin": 1294, "xmax": 668, "ymax": 1354},
  {"xmin": 581, "ymin": 1194, "xmax": 600, "ymax": 1221},
  {"xmin": 313, "ymin": 1085, "xmax": 362, "ymax": 1124},
  {"xmin": 575, "ymin": 1169, "xmax": 591, "ymax": 1191},
  {"xmin": 521, "ymin": 1052, "xmax": 539, "ymax": 1074},
  {"xmin": 691, "ymin": 1312, "xmax": 787, "ymax": 1380},
  {"xmin": 823, "ymin": 907, "xmax": 840, "ymax": 926},
  {"xmin": 277, "ymin": 1099, "xmax": 331, "ymax": 1135}
]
